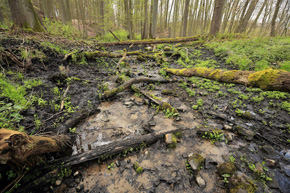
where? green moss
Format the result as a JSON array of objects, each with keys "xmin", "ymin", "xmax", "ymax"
[
  {"xmin": 221, "ymin": 70, "xmax": 238, "ymax": 82},
  {"xmin": 241, "ymin": 111, "xmax": 252, "ymax": 120},
  {"xmin": 161, "ymin": 89, "xmax": 177, "ymax": 96},
  {"xmin": 189, "ymin": 153, "xmax": 205, "ymax": 169},
  {"xmin": 133, "ymin": 162, "xmax": 139, "ymax": 170},
  {"xmin": 248, "ymin": 68, "xmax": 284, "ymax": 90},
  {"xmin": 103, "ymin": 86, "xmax": 125, "ymax": 98},
  {"xmin": 209, "ymin": 69, "xmax": 222, "ymax": 80},
  {"xmin": 161, "ymin": 102, "xmax": 178, "ymax": 113},
  {"xmin": 137, "ymin": 55, "xmax": 146, "ymax": 62},
  {"xmin": 167, "ymin": 134, "xmax": 177, "ymax": 148},
  {"xmin": 217, "ymin": 161, "xmax": 237, "ymax": 176},
  {"xmin": 136, "ymin": 167, "xmax": 144, "ymax": 174},
  {"xmin": 229, "ymin": 173, "xmax": 257, "ymax": 193}
]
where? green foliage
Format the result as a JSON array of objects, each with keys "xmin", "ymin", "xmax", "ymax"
[
  {"xmin": 205, "ymin": 37, "xmax": 290, "ymax": 71},
  {"xmin": 43, "ymin": 17, "xmax": 77, "ymax": 40},
  {"xmin": 186, "ymin": 88, "xmax": 196, "ymax": 97},
  {"xmin": 40, "ymin": 41, "xmax": 69, "ymax": 55},
  {"xmin": 202, "ymin": 130, "xmax": 224, "ymax": 144},
  {"xmin": 280, "ymin": 61, "xmax": 290, "ymax": 72},
  {"xmin": 164, "ymin": 108, "xmax": 179, "ymax": 118},
  {"xmin": 194, "ymin": 59, "xmax": 218, "ymax": 69},
  {"xmin": 222, "ymin": 173, "xmax": 231, "ymax": 183}
]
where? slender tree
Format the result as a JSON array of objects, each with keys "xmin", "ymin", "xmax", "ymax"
[
  {"xmin": 182, "ymin": 0, "xmax": 190, "ymax": 37},
  {"xmin": 270, "ymin": 0, "xmax": 282, "ymax": 36},
  {"xmin": 209, "ymin": 0, "xmax": 225, "ymax": 36},
  {"xmin": 151, "ymin": 0, "xmax": 158, "ymax": 38},
  {"xmin": 8, "ymin": 0, "xmax": 44, "ymax": 32},
  {"xmin": 235, "ymin": 0, "xmax": 259, "ymax": 33}
]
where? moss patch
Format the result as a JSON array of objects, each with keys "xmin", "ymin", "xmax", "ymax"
[
  {"xmin": 217, "ymin": 161, "xmax": 237, "ymax": 176},
  {"xmin": 248, "ymin": 68, "xmax": 284, "ymax": 90}
]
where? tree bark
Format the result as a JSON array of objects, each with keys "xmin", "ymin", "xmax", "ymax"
[
  {"xmin": 182, "ymin": 0, "xmax": 190, "ymax": 37},
  {"xmin": 0, "ymin": 128, "xmax": 69, "ymax": 165},
  {"xmin": 151, "ymin": 0, "xmax": 158, "ymax": 38},
  {"xmin": 8, "ymin": 0, "xmax": 44, "ymax": 32},
  {"xmin": 142, "ymin": 0, "xmax": 149, "ymax": 39},
  {"xmin": 165, "ymin": 67, "xmax": 290, "ymax": 93},
  {"xmin": 209, "ymin": 0, "xmax": 225, "ymax": 36},
  {"xmin": 270, "ymin": 0, "xmax": 282, "ymax": 37}
]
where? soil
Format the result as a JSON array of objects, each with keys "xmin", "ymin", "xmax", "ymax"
[{"xmin": 1, "ymin": 32, "xmax": 290, "ymax": 193}]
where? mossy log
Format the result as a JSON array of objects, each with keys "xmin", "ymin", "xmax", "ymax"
[
  {"xmin": 165, "ymin": 67, "xmax": 290, "ymax": 92},
  {"xmin": 95, "ymin": 35, "xmax": 205, "ymax": 46},
  {"xmin": 102, "ymin": 77, "xmax": 173, "ymax": 99},
  {"xmin": 0, "ymin": 129, "xmax": 69, "ymax": 165}
]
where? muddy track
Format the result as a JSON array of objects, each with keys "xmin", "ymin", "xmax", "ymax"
[{"xmin": 1, "ymin": 35, "xmax": 290, "ymax": 193}]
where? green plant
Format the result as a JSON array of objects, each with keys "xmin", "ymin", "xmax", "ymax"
[
  {"xmin": 69, "ymin": 127, "xmax": 77, "ymax": 133},
  {"xmin": 202, "ymin": 130, "xmax": 224, "ymax": 144},
  {"xmin": 229, "ymin": 155, "xmax": 236, "ymax": 163},
  {"xmin": 222, "ymin": 173, "xmax": 231, "ymax": 183},
  {"xmin": 107, "ymin": 162, "xmax": 116, "ymax": 170},
  {"xmin": 164, "ymin": 108, "xmax": 179, "ymax": 118},
  {"xmin": 186, "ymin": 88, "xmax": 196, "ymax": 97}
]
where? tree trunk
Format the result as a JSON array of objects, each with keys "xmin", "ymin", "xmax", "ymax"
[
  {"xmin": 247, "ymin": 0, "xmax": 267, "ymax": 34},
  {"xmin": 8, "ymin": 0, "xmax": 44, "ymax": 32},
  {"xmin": 235, "ymin": 0, "xmax": 259, "ymax": 33},
  {"xmin": 209, "ymin": 0, "xmax": 225, "ymax": 36},
  {"xmin": 182, "ymin": 0, "xmax": 190, "ymax": 37},
  {"xmin": 165, "ymin": 68, "xmax": 290, "ymax": 92},
  {"xmin": 0, "ymin": 129, "xmax": 69, "ymax": 165},
  {"xmin": 151, "ymin": 0, "xmax": 158, "ymax": 38},
  {"xmin": 270, "ymin": 0, "xmax": 282, "ymax": 37},
  {"xmin": 143, "ymin": 0, "xmax": 149, "ymax": 39}
]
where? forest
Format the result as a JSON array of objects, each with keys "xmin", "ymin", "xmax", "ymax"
[{"xmin": 0, "ymin": 0, "xmax": 290, "ymax": 193}]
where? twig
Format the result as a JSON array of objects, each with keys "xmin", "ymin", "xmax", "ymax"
[
  {"xmin": 4, "ymin": 51, "xmax": 25, "ymax": 68},
  {"xmin": 109, "ymin": 30, "xmax": 121, "ymax": 42},
  {"xmin": 116, "ymin": 50, "xmax": 127, "ymax": 69},
  {"xmin": 60, "ymin": 85, "xmax": 71, "ymax": 111}
]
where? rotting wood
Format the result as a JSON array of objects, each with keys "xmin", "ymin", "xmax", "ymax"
[
  {"xmin": 54, "ymin": 126, "xmax": 185, "ymax": 167},
  {"xmin": 0, "ymin": 129, "xmax": 69, "ymax": 166},
  {"xmin": 60, "ymin": 85, "xmax": 71, "ymax": 111},
  {"xmin": 102, "ymin": 77, "xmax": 174, "ymax": 99},
  {"xmin": 94, "ymin": 35, "xmax": 205, "ymax": 46},
  {"xmin": 165, "ymin": 67, "xmax": 290, "ymax": 93},
  {"xmin": 116, "ymin": 50, "xmax": 127, "ymax": 69},
  {"xmin": 2, "ymin": 51, "xmax": 25, "ymax": 68}
]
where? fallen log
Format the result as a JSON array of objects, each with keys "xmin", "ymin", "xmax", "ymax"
[
  {"xmin": 102, "ymin": 77, "xmax": 174, "ymax": 99},
  {"xmin": 165, "ymin": 67, "xmax": 290, "ymax": 93},
  {"xmin": 55, "ymin": 126, "xmax": 184, "ymax": 167},
  {"xmin": 0, "ymin": 129, "xmax": 69, "ymax": 166},
  {"xmin": 94, "ymin": 35, "xmax": 205, "ymax": 46}
]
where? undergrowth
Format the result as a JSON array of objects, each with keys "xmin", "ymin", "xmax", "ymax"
[{"xmin": 205, "ymin": 37, "xmax": 290, "ymax": 71}]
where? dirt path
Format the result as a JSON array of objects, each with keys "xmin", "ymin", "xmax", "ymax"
[{"xmin": 1, "ymin": 35, "xmax": 290, "ymax": 193}]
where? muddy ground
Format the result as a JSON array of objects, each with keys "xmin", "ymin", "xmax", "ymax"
[{"xmin": 1, "ymin": 33, "xmax": 290, "ymax": 193}]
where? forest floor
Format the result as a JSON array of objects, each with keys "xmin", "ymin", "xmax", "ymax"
[{"xmin": 1, "ymin": 32, "xmax": 290, "ymax": 193}]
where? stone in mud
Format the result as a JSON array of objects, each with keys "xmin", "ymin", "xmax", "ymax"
[
  {"xmin": 265, "ymin": 159, "xmax": 276, "ymax": 167},
  {"xmin": 224, "ymin": 124, "xmax": 233, "ymax": 130},
  {"xmin": 165, "ymin": 133, "xmax": 177, "ymax": 148},
  {"xmin": 228, "ymin": 172, "xmax": 257, "ymax": 193},
  {"xmin": 225, "ymin": 132, "xmax": 235, "ymax": 142},
  {"xmin": 55, "ymin": 180, "xmax": 62, "ymax": 186},
  {"xmin": 187, "ymin": 153, "xmax": 205, "ymax": 171},
  {"xmin": 196, "ymin": 175, "xmax": 206, "ymax": 189},
  {"xmin": 261, "ymin": 145, "xmax": 277, "ymax": 156},
  {"xmin": 217, "ymin": 161, "xmax": 237, "ymax": 176},
  {"xmin": 236, "ymin": 126, "xmax": 255, "ymax": 140}
]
